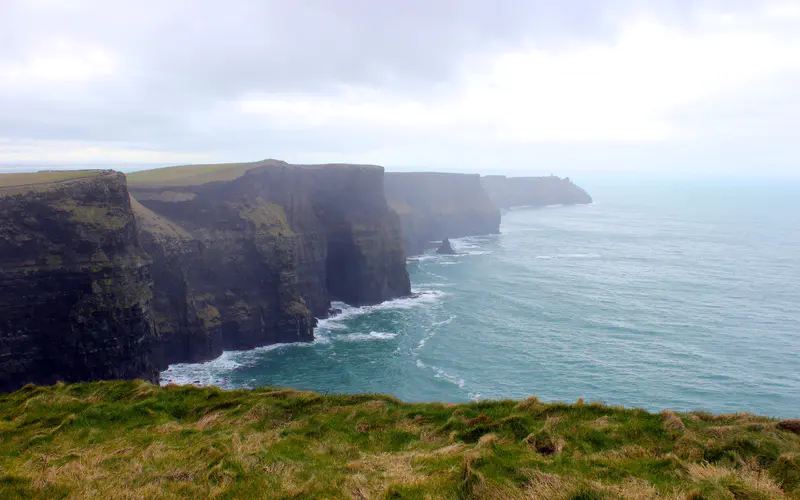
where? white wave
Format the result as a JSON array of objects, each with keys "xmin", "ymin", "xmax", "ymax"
[
  {"xmin": 432, "ymin": 315, "xmax": 457, "ymax": 327},
  {"xmin": 415, "ymin": 315, "xmax": 457, "ymax": 350},
  {"xmin": 414, "ymin": 357, "xmax": 466, "ymax": 390},
  {"xmin": 159, "ymin": 338, "xmax": 325, "ymax": 388},
  {"xmin": 448, "ymin": 238, "xmax": 492, "ymax": 256},
  {"xmin": 317, "ymin": 290, "xmax": 445, "ymax": 332},
  {"xmin": 336, "ymin": 331, "xmax": 398, "ymax": 341},
  {"xmin": 160, "ymin": 351, "xmax": 241, "ymax": 387},
  {"xmin": 422, "ymin": 270, "xmax": 450, "ymax": 281},
  {"xmin": 535, "ymin": 253, "xmax": 601, "ymax": 260},
  {"xmin": 433, "ymin": 366, "xmax": 466, "ymax": 389},
  {"xmin": 162, "ymin": 288, "xmax": 445, "ymax": 388},
  {"xmin": 411, "ymin": 254, "xmax": 438, "ymax": 262}
]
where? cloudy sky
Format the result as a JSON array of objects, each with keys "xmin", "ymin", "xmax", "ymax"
[{"xmin": 1, "ymin": 0, "xmax": 799, "ymax": 175}]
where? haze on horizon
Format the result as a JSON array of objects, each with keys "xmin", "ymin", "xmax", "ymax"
[{"xmin": 1, "ymin": 0, "xmax": 799, "ymax": 177}]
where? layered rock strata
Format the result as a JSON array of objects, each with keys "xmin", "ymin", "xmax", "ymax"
[
  {"xmin": 0, "ymin": 171, "xmax": 158, "ymax": 391},
  {"xmin": 128, "ymin": 160, "xmax": 410, "ymax": 366}
]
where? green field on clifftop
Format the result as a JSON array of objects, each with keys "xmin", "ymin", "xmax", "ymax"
[{"xmin": 0, "ymin": 381, "xmax": 797, "ymax": 499}]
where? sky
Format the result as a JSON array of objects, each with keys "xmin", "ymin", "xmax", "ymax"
[{"xmin": 1, "ymin": 0, "xmax": 799, "ymax": 176}]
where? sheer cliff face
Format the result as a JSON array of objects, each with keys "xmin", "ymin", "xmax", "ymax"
[
  {"xmin": 128, "ymin": 161, "xmax": 410, "ymax": 366},
  {"xmin": 0, "ymin": 172, "xmax": 158, "ymax": 391},
  {"xmin": 384, "ymin": 172, "xmax": 501, "ymax": 256},
  {"xmin": 481, "ymin": 175, "xmax": 592, "ymax": 210}
]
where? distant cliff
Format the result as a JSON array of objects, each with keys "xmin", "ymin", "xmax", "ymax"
[
  {"xmin": 128, "ymin": 160, "xmax": 410, "ymax": 366},
  {"xmin": 0, "ymin": 171, "xmax": 158, "ymax": 391},
  {"xmin": 481, "ymin": 175, "xmax": 592, "ymax": 209},
  {"xmin": 384, "ymin": 172, "xmax": 501, "ymax": 256}
]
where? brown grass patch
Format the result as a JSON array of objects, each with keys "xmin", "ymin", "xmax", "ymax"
[
  {"xmin": 686, "ymin": 462, "xmax": 787, "ymax": 498},
  {"xmin": 515, "ymin": 396, "xmax": 542, "ymax": 411},
  {"xmin": 589, "ymin": 416, "xmax": 611, "ymax": 429},
  {"xmin": 194, "ymin": 412, "xmax": 223, "ymax": 430},
  {"xmin": 662, "ymin": 410, "xmax": 686, "ymax": 431}
]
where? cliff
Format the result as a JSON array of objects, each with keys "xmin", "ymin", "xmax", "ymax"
[
  {"xmin": 384, "ymin": 172, "xmax": 501, "ymax": 256},
  {"xmin": 1, "ymin": 381, "xmax": 798, "ymax": 498},
  {"xmin": 481, "ymin": 175, "xmax": 593, "ymax": 209},
  {"xmin": 127, "ymin": 160, "xmax": 410, "ymax": 366},
  {"xmin": 0, "ymin": 171, "xmax": 158, "ymax": 391}
]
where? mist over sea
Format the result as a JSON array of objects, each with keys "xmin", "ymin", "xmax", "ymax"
[{"xmin": 162, "ymin": 177, "xmax": 800, "ymax": 418}]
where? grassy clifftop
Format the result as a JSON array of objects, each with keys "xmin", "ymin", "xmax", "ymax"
[
  {"xmin": 127, "ymin": 159, "xmax": 382, "ymax": 189},
  {"xmin": 0, "ymin": 382, "xmax": 797, "ymax": 499}
]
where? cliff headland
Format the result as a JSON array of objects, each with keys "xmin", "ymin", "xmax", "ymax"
[{"xmin": 481, "ymin": 175, "xmax": 593, "ymax": 210}]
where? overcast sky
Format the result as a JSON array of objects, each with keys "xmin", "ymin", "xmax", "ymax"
[{"xmin": 1, "ymin": 0, "xmax": 799, "ymax": 175}]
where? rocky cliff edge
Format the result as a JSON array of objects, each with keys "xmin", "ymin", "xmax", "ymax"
[{"xmin": 0, "ymin": 171, "xmax": 158, "ymax": 391}]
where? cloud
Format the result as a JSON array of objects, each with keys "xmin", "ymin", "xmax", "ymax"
[{"xmin": 0, "ymin": 0, "xmax": 798, "ymax": 175}]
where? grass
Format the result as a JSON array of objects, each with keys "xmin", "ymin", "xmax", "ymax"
[
  {"xmin": 126, "ymin": 160, "xmax": 287, "ymax": 188},
  {"xmin": 0, "ymin": 170, "xmax": 107, "ymax": 197},
  {"xmin": 235, "ymin": 198, "xmax": 293, "ymax": 237},
  {"xmin": 0, "ymin": 170, "xmax": 104, "ymax": 188},
  {"xmin": 0, "ymin": 382, "xmax": 797, "ymax": 499},
  {"xmin": 129, "ymin": 196, "xmax": 191, "ymax": 239},
  {"xmin": 126, "ymin": 160, "xmax": 382, "ymax": 189}
]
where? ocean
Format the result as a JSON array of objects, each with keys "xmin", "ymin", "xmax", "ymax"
[{"xmin": 161, "ymin": 177, "xmax": 800, "ymax": 418}]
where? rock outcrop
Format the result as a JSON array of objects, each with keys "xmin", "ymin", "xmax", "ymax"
[
  {"xmin": 128, "ymin": 160, "xmax": 410, "ymax": 366},
  {"xmin": 436, "ymin": 238, "xmax": 456, "ymax": 255},
  {"xmin": 384, "ymin": 172, "xmax": 501, "ymax": 256},
  {"xmin": 480, "ymin": 175, "xmax": 592, "ymax": 210},
  {"xmin": 0, "ymin": 171, "xmax": 158, "ymax": 391}
]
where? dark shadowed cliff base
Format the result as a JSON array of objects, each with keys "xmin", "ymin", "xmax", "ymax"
[
  {"xmin": 384, "ymin": 172, "xmax": 501, "ymax": 256},
  {"xmin": 481, "ymin": 175, "xmax": 593, "ymax": 210},
  {"xmin": 0, "ymin": 171, "xmax": 158, "ymax": 391}
]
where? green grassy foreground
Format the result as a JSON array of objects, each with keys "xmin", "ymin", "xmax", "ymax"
[{"xmin": 0, "ymin": 381, "xmax": 797, "ymax": 499}]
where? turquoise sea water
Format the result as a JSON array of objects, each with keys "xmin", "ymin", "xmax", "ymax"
[{"xmin": 162, "ymin": 178, "xmax": 800, "ymax": 418}]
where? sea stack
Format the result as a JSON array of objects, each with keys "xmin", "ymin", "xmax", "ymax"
[{"xmin": 436, "ymin": 238, "xmax": 457, "ymax": 255}]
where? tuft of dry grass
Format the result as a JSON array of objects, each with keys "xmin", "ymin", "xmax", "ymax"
[{"xmin": 663, "ymin": 409, "xmax": 687, "ymax": 431}]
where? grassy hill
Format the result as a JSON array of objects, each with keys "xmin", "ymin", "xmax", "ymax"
[{"xmin": 0, "ymin": 381, "xmax": 797, "ymax": 499}]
